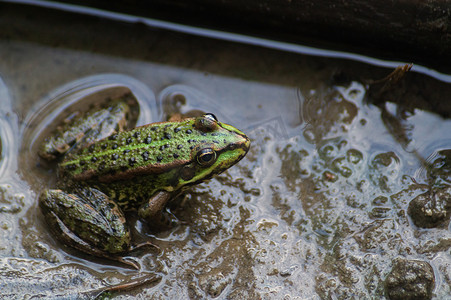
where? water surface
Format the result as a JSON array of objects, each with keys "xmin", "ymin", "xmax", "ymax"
[{"xmin": 0, "ymin": 4, "xmax": 450, "ymax": 299}]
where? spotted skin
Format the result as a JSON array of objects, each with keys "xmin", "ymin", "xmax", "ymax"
[
  {"xmin": 59, "ymin": 116, "xmax": 249, "ymax": 210},
  {"xmin": 39, "ymin": 98, "xmax": 250, "ymax": 265}
]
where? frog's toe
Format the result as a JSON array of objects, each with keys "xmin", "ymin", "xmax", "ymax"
[
  {"xmin": 131, "ymin": 241, "xmax": 161, "ymax": 253},
  {"xmin": 117, "ymin": 257, "xmax": 141, "ymax": 270}
]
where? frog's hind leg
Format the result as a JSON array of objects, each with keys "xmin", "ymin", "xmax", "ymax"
[
  {"xmin": 39, "ymin": 99, "xmax": 131, "ymax": 161},
  {"xmin": 50, "ymin": 211, "xmax": 140, "ymax": 269},
  {"xmin": 39, "ymin": 187, "xmax": 141, "ymax": 268}
]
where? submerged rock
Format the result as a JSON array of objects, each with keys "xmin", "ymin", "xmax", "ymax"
[
  {"xmin": 385, "ymin": 259, "xmax": 435, "ymax": 300},
  {"xmin": 408, "ymin": 187, "xmax": 451, "ymax": 228}
]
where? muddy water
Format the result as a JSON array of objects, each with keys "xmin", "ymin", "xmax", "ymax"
[{"xmin": 0, "ymin": 3, "xmax": 451, "ymax": 299}]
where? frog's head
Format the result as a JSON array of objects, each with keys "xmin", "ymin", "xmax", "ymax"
[{"xmin": 173, "ymin": 113, "xmax": 250, "ymax": 189}]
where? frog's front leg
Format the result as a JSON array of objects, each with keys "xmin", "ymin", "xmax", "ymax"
[
  {"xmin": 39, "ymin": 186, "xmax": 140, "ymax": 267},
  {"xmin": 138, "ymin": 191, "xmax": 176, "ymax": 229}
]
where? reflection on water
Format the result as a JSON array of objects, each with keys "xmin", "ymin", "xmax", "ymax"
[{"xmin": 0, "ymin": 8, "xmax": 450, "ymax": 298}]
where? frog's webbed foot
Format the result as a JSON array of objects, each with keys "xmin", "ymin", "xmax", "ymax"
[
  {"xmin": 116, "ymin": 242, "xmax": 160, "ymax": 269},
  {"xmin": 138, "ymin": 190, "xmax": 179, "ymax": 230}
]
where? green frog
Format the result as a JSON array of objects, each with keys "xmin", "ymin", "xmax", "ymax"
[{"xmin": 38, "ymin": 94, "xmax": 250, "ymax": 267}]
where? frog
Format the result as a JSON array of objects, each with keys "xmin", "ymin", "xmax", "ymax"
[{"xmin": 38, "ymin": 94, "xmax": 250, "ymax": 268}]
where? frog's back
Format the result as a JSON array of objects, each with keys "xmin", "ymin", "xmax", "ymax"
[
  {"xmin": 61, "ymin": 119, "xmax": 192, "ymax": 180},
  {"xmin": 60, "ymin": 116, "xmax": 247, "ymax": 183}
]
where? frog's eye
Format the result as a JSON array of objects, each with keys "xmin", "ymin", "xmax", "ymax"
[
  {"xmin": 195, "ymin": 113, "xmax": 218, "ymax": 132},
  {"xmin": 204, "ymin": 113, "xmax": 218, "ymax": 122},
  {"xmin": 196, "ymin": 148, "xmax": 217, "ymax": 166}
]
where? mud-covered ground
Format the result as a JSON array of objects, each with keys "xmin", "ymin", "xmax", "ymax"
[{"xmin": 0, "ymin": 3, "xmax": 450, "ymax": 299}]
